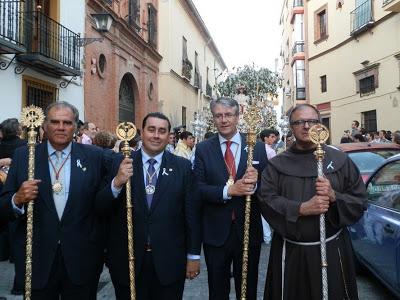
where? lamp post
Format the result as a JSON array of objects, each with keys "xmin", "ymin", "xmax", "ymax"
[{"xmin": 278, "ymin": 115, "xmax": 290, "ymax": 150}]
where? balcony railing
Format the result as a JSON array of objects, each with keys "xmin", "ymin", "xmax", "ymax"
[
  {"xmin": 292, "ymin": 41, "xmax": 304, "ymax": 56},
  {"xmin": 293, "ymin": 0, "xmax": 304, "ymax": 7},
  {"xmin": 350, "ymin": 0, "xmax": 374, "ymax": 35},
  {"xmin": 0, "ymin": 0, "xmax": 25, "ymax": 53},
  {"xmin": 383, "ymin": 0, "xmax": 394, "ymax": 5},
  {"xmin": 19, "ymin": 10, "xmax": 80, "ymax": 75},
  {"xmin": 206, "ymin": 82, "xmax": 212, "ymax": 97},
  {"xmin": 296, "ymin": 87, "xmax": 306, "ymax": 100}
]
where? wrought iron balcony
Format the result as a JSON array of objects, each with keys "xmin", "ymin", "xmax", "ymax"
[
  {"xmin": 292, "ymin": 41, "xmax": 304, "ymax": 56},
  {"xmin": 383, "ymin": 0, "xmax": 400, "ymax": 12},
  {"xmin": 17, "ymin": 10, "xmax": 80, "ymax": 76},
  {"xmin": 0, "ymin": 0, "xmax": 25, "ymax": 54},
  {"xmin": 293, "ymin": 0, "xmax": 303, "ymax": 7},
  {"xmin": 350, "ymin": 0, "xmax": 374, "ymax": 36}
]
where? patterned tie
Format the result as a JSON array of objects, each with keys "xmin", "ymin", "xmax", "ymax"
[
  {"xmin": 53, "ymin": 150, "xmax": 66, "ymax": 220},
  {"xmin": 225, "ymin": 141, "xmax": 236, "ymax": 179},
  {"xmin": 146, "ymin": 158, "xmax": 158, "ymax": 209}
]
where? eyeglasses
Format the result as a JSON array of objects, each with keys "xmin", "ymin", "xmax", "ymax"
[
  {"xmin": 290, "ymin": 119, "xmax": 320, "ymax": 127},
  {"xmin": 213, "ymin": 113, "xmax": 237, "ymax": 120}
]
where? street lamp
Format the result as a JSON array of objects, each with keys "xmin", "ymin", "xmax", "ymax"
[
  {"xmin": 91, "ymin": 13, "xmax": 114, "ymax": 32},
  {"xmin": 78, "ymin": 13, "xmax": 114, "ymax": 47}
]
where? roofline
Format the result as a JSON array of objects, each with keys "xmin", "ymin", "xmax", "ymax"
[{"xmin": 182, "ymin": 0, "xmax": 228, "ymax": 70}]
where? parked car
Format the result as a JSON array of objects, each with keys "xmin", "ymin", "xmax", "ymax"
[
  {"xmin": 333, "ymin": 142, "xmax": 400, "ymax": 182},
  {"xmin": 348, "ymin": 154, "xmax": 400, "ymax": 298}
]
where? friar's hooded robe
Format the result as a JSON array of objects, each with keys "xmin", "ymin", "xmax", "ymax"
[{"xmin": 258, "ymin": 144, "xmax": 368, "ymax": 300}]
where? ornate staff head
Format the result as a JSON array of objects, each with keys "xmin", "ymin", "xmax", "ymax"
[
  {"xmin": 309, "ymin": 124, "xmax": 330, "ymax": 162},
  {"xmin": 242, "ymin": 101, "xmax": 262, "ymax": 147},
  {"xmin": 116, "ymin": 122, "xmax": 137, "ymax": 156},
  {"xmin": 20, "ymin": 105, "xmax": 45, "ymax": 130}
]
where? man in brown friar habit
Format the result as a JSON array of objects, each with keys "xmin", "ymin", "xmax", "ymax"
[{"xmin": 258, "ymin": 104, "xmax": 368, "ymax": 300}]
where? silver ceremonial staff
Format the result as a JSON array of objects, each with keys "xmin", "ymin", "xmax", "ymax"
[
  {"xmin": 309, "ymin": 124, "xmax": 330, "ymax": 300},
  {"xmin": 20, "ymin": 106, "xmax": 45, "ymax": 300},
  {"xmin": 116, "ymin": 122, "xmax": 137, "ymax": 300}
]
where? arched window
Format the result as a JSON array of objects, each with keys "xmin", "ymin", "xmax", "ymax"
[{"xmin": 119, "ymin": 73, "xmax": 136, "ymax": 123}]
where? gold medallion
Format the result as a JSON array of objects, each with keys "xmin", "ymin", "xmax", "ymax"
[
  {"xmin": 52, "ymin": 181, "xmax": 63, "ymax": 194},
  {"xmin": 226, "ymin": 176, "xmax": 235, "ymax": 186}
]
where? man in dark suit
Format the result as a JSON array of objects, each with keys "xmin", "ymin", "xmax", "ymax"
[
  {"xmin": 193, "ymin": 97, "xmax": 267, "ymax": 300},
  {"xmin": 0, "ymin": 101, "xmax": 105, "ymax": 299},
  {"xmin": 96, "ymin": 112, "xmax": 201, "ymax": 300}
]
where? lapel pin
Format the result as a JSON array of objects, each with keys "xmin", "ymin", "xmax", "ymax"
[
  {"xmin": 244, "ymin": 146, "xmax": 248, "ymax": 152},
  {"xmin": 327, "ymin": 161, "xmax": 334, "ymax": 171},
  {"xmin": 162, "ymin": 168, "xmax": 169, "ymax": 176},
  {"xmin": 76, "ymin": 159, "xmax": 86, "ymax": 171}
]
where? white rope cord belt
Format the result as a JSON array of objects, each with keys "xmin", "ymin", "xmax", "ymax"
[{"xmin": 280, "ymin": 229, "xmax": 343, "ymax": 300}]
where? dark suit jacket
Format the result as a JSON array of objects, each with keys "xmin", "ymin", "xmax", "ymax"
[
  {"xmin": 193, "ymin": 134, "xmax": 267, "ymax": 247},
  {"xmin": 0, "ymin": 136, "xmax": 27, "ymax": 159},
  {"xmin": 95, "ymin": 150, "xmax": 201, "ymax": 286},
  {"xmin": 0, "ymin": 142, "xmax": 105, "ymax": 289}
]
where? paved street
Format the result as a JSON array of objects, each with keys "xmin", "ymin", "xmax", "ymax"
[{"xmin": 0, "ymin": 243, "xmax": 395, "ymax": 299}]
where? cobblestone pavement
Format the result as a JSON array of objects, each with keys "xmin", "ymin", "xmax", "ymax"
[{"xmin": 0, "ymin": 243, "xmax": 394, "ymax": 299}]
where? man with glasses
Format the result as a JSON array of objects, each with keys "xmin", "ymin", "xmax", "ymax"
[
  {"xmin": 193, "ymin": 97, "xmax": 267, "ymax": 300},
  {"xmin": 258, "ymin": 104, "xmax": 367, "ymax": 299}
]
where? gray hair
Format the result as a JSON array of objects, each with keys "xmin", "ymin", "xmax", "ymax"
[
  {"xmin": 210, "ymin": 97, "xmax": 239, "ymax": 116},
  {"xmin": 44, "ymin": 101, "xmax": 80, "ymax": 128}
]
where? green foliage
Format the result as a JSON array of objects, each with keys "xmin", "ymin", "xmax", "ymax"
[{"xmin": 215, "ymin": 65, "xmax": 281, "ymax": 98}]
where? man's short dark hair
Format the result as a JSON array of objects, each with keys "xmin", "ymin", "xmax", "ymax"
[
  {"xmin": 0, "ymin": 118, "xmax": 21, "ymax": 139},
  {"xmin": 45, "ymin": 101, "xmax": 79, "ymax": 128},
  {"xmin": 259, "ymin": 129, "xmax": 276, "ymax": 141},
  {"xmin": 142, "ymin": 112, "xmax": 171, "ymax": 132},
  {"xmin": 210, "ymin": 97, "xmax": 239, "ymax": 116},
  {"xmin": 179, "ymin": 131, "xmax": 193, "ymax": 140},
  {"xmin": 353, "ymin": 120, "xmax": 360, "ymax": 127}
]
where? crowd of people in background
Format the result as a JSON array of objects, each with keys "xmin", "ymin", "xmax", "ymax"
[{"xmin": 340, "ymin": 120, "xmax": 400, "ymax": 145}]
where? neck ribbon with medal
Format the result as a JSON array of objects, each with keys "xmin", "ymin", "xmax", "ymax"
[
  {"xmin": 48, "ymin": 152, "xmax": 71, "ymax": 194},
  {"xmin": 225, "ymin": 141, "xmax": 239, "ymax": 187},
  {"xmin": 144, "ymin": 163, "xmax": 160, "ymax": 195}
]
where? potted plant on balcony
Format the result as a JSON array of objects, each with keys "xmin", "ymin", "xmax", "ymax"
[{"xmin": 182, "ymin": 58, "xmax": 193, "ymax": 80}]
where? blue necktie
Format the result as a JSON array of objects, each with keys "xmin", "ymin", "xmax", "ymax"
[{"xmin": 146, "ymin": 158, "xmax": 157, "ymax": 209}]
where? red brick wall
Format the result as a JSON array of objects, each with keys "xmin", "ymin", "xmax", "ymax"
[{"xmin": 84, "ymin": 0, "xmax": 161, "ymax": 132}]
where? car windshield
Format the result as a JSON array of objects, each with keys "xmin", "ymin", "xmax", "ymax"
[{"xmin": 348, "ymin": 150, "xmax": 400, "ymax": 174}]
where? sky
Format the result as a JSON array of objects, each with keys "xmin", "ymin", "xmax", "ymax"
[{"xmin": 191, "ymin": 0, "xmax": 283, "ymax": 72}]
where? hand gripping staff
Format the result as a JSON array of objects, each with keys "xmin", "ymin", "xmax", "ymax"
[
  {"xmin": 116, "ymin": 122, "xmax": 137, "ymax": 300},
  {"xmin": 309, "ymin": 124, "xmax": 330, "ymax": 300},
  {"xmin": 240, "ymin": 103, "xmax": 262, "ymax": 300},
  {"xmin": 20, "ymin": 106, "xmax": 45, "ymax": 300}
]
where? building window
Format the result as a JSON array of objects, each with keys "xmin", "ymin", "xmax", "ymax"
[
  {"xmin": 362, "ymin": 110, "xmax": 377, "ymax": 132},
  {"xmin": 194, "ymin": 52, "xmax": 200, "ymax": 88},
  {"xmin": 147, "ymin": 3, "xmax": 157, "ymax": 47},
  {"xmin": 182, "ymin": 106, "xmax": 186, "ymax": 127},
  {"xmin": 359, "ymin": 75, "xmax": 375, "ymax": 96},
  {"xmin": 320, "ymin": 75, "xmax": 327, "ymax": 93},
  {"xmin": 294, "ymin": 60, "xmax": 306, "ymax": 100},
  {"xmin": 128, "ymin": 0, "xmax": 140, "ymax": 30},
  {"xmin": 314, "ymin": 5, "xmax": 328, "ymax": 42},
  {"xmin": 98, "ymin": 54, "xmax": 106, "ymax": 78},
  {"xmin": 354, "ymin": 63, "xmax": 379, "ymax": 97},
  {"xmin": 182, "ymin": 37, "xmax": 192, "ymax": 80},
  {"xmin": 23, "ymin": 76, "xmax": 58, "ymax": 110}
]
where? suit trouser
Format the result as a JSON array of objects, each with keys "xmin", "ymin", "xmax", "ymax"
[
  {"xmin": 113, "ymin": 251, "xmax": 185, "ymax": 300},
  {"xmin": 31, "ymin": 245, "xmax": 97, "ymax": 300},
  {"xmin": 204, "ymin": 222, "xmax": 261, "ymax": 300}
]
